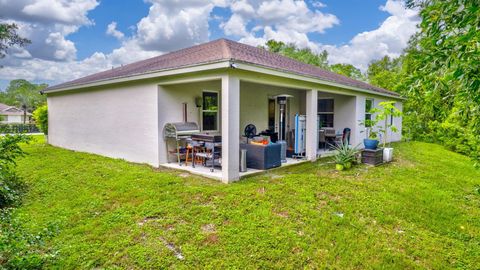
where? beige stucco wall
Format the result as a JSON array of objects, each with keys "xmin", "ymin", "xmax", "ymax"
[
  {"xmin": 373, "ymin": 97, "xmax": 403, "ymax": 143},
  {"xmin": 48, "ymin": 82, "xmax": 159, "ymax": 166},
  {"xmin": 354, "ymin": 94, "xmax": 403, "ymax": 146},
  {"xmin": 240, "ymin": 81, "xmax": 306, "ymax": 134},
  {"xmin": 317, "ymin": 91, "xmax": 357, "ymax": 143},
  {"xmin": 158, "ymin": 80, "xmax": 222, "ymax": 163}
]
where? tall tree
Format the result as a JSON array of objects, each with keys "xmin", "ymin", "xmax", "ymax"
[
  {"xmin": 263, "ymin": 40, "xmax": 368, "ymax": 81},
  {"xmin": 366, "ymin": 56, "xmax": 403, "ymax": 91},
  {"xmin": 330, "ymin": 63, "xmax": 365, "ymax": 81},
  {"xmin": 401, "ymin": 0, "xmax": 480, "ymax": 163},
  {"xmin": 0, "ymin": 23, "xmax": 30, "ymax": 59},
  {"xmin": 263, "ymin": 40, "xmax": 330, "ymax": 70},
  {"xmin": 1, "ymin": 80, "xmax": 47, "ymax": 123}
]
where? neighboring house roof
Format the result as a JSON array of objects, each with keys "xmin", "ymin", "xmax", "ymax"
[
  {"xmin": 45, "ymin": 38, "xmax": 400, "ymax": 98},
  {"xmin": 0, "ymin": 103, "xmax": 31, "ymax": 116}
]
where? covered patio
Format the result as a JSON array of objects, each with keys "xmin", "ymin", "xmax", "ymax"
[{"xmin": 158, "ymin": 73, "xmax": 357, "ymax": 183}]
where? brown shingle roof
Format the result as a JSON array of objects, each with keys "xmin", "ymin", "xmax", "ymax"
[{"xmin": 46, "ymin": 39, "xmax": 400, "ymax": 97}]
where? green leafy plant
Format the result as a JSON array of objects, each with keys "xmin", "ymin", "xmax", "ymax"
[
  {"xmin": 333, "ymin": 141, "xmax": 360, "ymax": 169},
  {"xmin": 0, "ymin": 134, "xmax": 30, "ymax": 208},
  {"xmin": 359, "ymin": 101, "xmax": 402, "ymax": 146},
  {"xmin": 0, "ymin": 209, "xmax": 58, "ymax": 269},
  {"xmin": 374, "ymin": 101, "xmax": 403, "ymax": 148},
  {"xmin": 0, "ymin": 134, "xmax": 57, "ymax": 268},
  {"xmin": 32, "ymin": 105, "xmax": 48, "ymax": 135},
  {"xmin": 359, "ymin": 117, "xmax": 379, "ymax": 140}
]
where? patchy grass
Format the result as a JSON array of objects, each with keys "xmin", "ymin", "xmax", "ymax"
[{"xmin": 10, "ymin": 136, "xmax": 480, "ymax": 268}]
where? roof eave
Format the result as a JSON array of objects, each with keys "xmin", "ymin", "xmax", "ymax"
[
  {"xmin": 233, "ymin": 61, "xmax": 405, "ymax": 100},
  {"xmin": 42, "ymin": 60, "xmax": 232, "ymax": 94},
  {"xmin": 43, "ymin": 58, "xmax": 404, "ymax": 100}
]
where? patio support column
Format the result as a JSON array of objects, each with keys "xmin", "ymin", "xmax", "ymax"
[
  {"xmin": 221, "ymin": 74, "xmax": 240, "ymax": 183},
  {"xmin": 352, "ymin": 96, "xmax": 365, "ymax": 147},
  {"xmin": 306, "ymin": 89, "xmax": 318, "ymax": 161}
]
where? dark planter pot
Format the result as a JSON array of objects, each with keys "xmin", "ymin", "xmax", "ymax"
[{"xmin": 363, "ymin": 139, "xmax": 379, "ymax": 150}]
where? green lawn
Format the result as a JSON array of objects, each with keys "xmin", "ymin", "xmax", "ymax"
[{"xmin": 11, "ymin": 137, "xmax": 480, "ymax": 269}]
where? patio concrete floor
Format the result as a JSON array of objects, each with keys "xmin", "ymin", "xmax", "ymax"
[{"xmin": 160, "ymin": 149, "xmax": 335, "ymax": 181}]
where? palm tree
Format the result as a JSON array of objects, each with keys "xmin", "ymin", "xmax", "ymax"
[{"xmin": 3, "ymin": 79, "xmax": 47, "ymax": 123}]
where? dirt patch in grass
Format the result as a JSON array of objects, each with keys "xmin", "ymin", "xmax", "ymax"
[
  {"xmin": 159, "ymin": 237, "xmax": 184, "ymax": 260},
  {"xmin": 201, "ymin": 223, "xmax": 216, "ymax": 234}
]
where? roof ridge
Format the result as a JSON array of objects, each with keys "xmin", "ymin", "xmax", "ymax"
[{"xmin": 220, "ymin": 39, "xmax": 233, "ymax": 59}]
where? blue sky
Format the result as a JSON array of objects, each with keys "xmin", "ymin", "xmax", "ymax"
[
  {"xmin": 0, "ymin": 0, "xmax": 419, "ymax": 89},
  {"xmin": 70, "ymin": 0, "xmax": 390, "ymax": 59}
]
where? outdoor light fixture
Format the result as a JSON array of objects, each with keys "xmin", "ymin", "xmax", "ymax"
[{"xmin": 230, "ymin": 62, "xmax": 238, "ymax": 69}]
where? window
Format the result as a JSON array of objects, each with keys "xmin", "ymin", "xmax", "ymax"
[
  {"xmin": 202, "ymin": 91, "xmax": 219, "ymax": 131},
  {"xmin": 365, "ymin": 98, "xmax": 374, "ymax": 126},
  {"xmin": 318, "ymin": 98, "xmax": 334, "ymax": 128}
]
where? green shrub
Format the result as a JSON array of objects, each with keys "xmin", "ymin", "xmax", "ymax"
[
  {"xmin": 0, "ymin": 209, "xmax": 58, "ymax": 269},
  {"xmin": 333, "ymin": 142, "xmax": 359, "ymax": 168},
  {"xmin": 0, "ymin": 135, "xmax": 57, "ymax": 268},
  {"xmin": 0, "ymin": 134, "xmax": 31, "ymax": 208},
  {"xmin": 32, "ymin": 105, "xmax": 48, "ymax": 135}
]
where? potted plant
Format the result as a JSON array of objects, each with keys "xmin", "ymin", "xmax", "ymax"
[
  {"xmin": 374, "ymin": 101, "xmax": 402, "ymax": 162},
  {"xmin": 359, "ymin": 117, "xmax": 380, "ymax": 150},
  {"xmin": 333, "ymin": 142, "xmax": 359, "ymax": 170}
]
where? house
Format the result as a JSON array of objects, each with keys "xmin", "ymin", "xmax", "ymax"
[
  {"xmin": 43, "ymin": 39, "xmax": 403, "ymax": 183},
  {"xmin": 0, "ymin": 103, "xmax": 31, "ymax": 124}
]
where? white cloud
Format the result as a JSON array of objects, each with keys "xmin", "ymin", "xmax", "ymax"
[
  {"xmin": 0, "ymin": 0, "xmax": 99, "ymax": 62},
  {"xmin": 106, "ymin": 21, "xmax": 125, "ymax": 40},
  {"xmin": 0, "ymin": 39, "xmax": 160, "ymax": 84},
  {"xmin": 225, "ymin": 0, "xmax": 418, "ymax": 71},
  {"xmin": 323, "ymin": 0, "xmax": 419, "ymax": 70},
  {"xmin": 0, "ymin": 0, "xmax": 98, "ymax": 25},
  {"xmin": 107, "ymin": 39, "xmax": 160, "ymax": 66},
  {"xmin": 45, "ymin": 32, "xmax": 76, "ymax": 61},
  {"xmin": 221, "ymin": 14, "xmax": 249, "ymax": 36},
  {"xmin": 222, "ymin": 0, "xmax": 338, "ymax": 50},
  {"xmin": 21, "ymin": 0, "xmax": 98, "ymax": 25},
  {"xmin": 135, "ymin": 0, "xmax": 228, "ymax": 52},
  {"xmin": 0, "ymin": 52, "xmax": 108, "ymax": 83},
  {"xmin": 311, "ymin": 1, "xmax": 326, "ymax": 8}
]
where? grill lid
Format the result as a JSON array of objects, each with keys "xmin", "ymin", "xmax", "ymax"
[{"xmin": 164, "ymin": 122, "xmax": 200, "ymax": 138}]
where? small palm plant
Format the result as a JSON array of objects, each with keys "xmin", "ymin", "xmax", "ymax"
[{"xmin": 333, "ymin": 141, "xmax": 360, "ymax": 171}]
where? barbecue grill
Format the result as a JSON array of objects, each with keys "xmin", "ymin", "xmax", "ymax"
[
  {"xmin": 164, "ymin": 122, "xmax": 200, "ymax": 139},
  {"xmin": 163, "ymin": 122, "xmax": 200, "ymax": 164}
]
